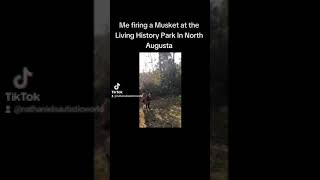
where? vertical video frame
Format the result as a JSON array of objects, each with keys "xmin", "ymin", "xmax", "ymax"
[{"xmin": 139, "ymin": 52, "xmax": 182, "ymax": 128}]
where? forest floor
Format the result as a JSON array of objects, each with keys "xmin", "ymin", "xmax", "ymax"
[
  {"xmin": 95, "ymin": 115, "xmax": 109, "ymax": 180},
  {"xmin": 211, "ymin": 142, "xmax": 228, "ymax": 180},
  {"xmin": 95, "ymin": 147, "xmax": 108, "ymax": 180},
  {"xmin": 139, "ymin": 96, "xmax": 181, "ymax": 128},
  {"xmin": 211, "ymin": 111, "xmax": 228, "ymax": 180}
]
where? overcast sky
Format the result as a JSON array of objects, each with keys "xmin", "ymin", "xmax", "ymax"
[
  {"xmin": 95, "ymin": 0, "xmax": 109, "ymax": 35},
  {"xmin": 140, "ymin": 53, "xmax": 181, "ymax": 73}
]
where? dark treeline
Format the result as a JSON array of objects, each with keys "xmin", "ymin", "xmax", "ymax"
[
  {"xmin": 211, "ymin": 0, "xmax": 228, "ymax": 110},
  {"xmin": 94, "ymin": 32, "xmax": 110, "ymax": 105},
  {"xmin": 210, "ymin": 1, "xmax": 228, "ymax": 180},
  {"xmin": 210, "ymin": 0, "xmax": 228, "ymax": 141},
  {"xmin": 140, "ymin": 53, "xmax": 181, "ymax": 97},
  {"xmin": 94, "ymin": 31, "xmax": 110, "ymax": 180}
]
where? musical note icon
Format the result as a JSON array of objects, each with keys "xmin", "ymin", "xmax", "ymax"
[
  {"xmin": 114, "ymin": 83, "xmax": 120, "ymax": 90},
  {"xmin": 13, "ymin": 67, "xmax": 33, "ymax": 89}
]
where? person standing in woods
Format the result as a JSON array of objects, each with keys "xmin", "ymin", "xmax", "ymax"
[
  {"xmin": 146, "ymin": 92, "xmax": 151, "ymax": 111},
  {"xmin": 141, "ymin": 92, "xmax": 147, "ymax": 110}
]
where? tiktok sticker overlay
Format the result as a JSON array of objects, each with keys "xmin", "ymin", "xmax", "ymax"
[
  {"xmin": 5, "ymin": 67, "xmax": 40, "ymax": 102},
  {"xmin": 111, "ymin": 83, "xmax": 142, "ymax": 98},
  {"xmin": 3, "ymin": 66, "xmax": 40, "ymax": 114},
  {"xmin": 2, "ymin": 67, "xmax": 106, "ymax": 115},
  {"xmin": 13, "ymin": 67, "xmax": 33, "ymax": 89}
]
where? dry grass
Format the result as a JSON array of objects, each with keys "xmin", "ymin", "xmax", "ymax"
[
  {"xmin": 210, "ymin": 143, "xmax": 228, "ymax": 180},
  {"xmin": 95, "ymin": 147, "xmax": 108, "ymax": 180},
  {"xmin": 139, "ymin": 108, "xmax": 147, "ymax": 128},
  {"xmin": 140, "ymin": 96, "xmax": 181, "ymax": 128}
]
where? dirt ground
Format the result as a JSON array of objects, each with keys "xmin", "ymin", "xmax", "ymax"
[
  {"xmin": 139, "ymin": 96, "xmax": 181, "ymax": 128},
  {"xmin": 211, "ymin": 142, "xmax": 228, "ymax": 180}
]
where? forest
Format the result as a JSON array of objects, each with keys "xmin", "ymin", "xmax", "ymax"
[
  {"xmin": 210, "ymin": 0, "xmax": 228, "ymax": 180},
  {"xmin": 139, "ymin": 52, "xmax": 181, "ymax": 128}
]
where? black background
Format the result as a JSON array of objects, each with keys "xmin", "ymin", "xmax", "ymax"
[
  {"xmin": 111, "ymin": 0, "xmax": 210, "ymax": 179},
  {"xmin": 1, "ymin": 1, "xmax": 94, "ymax": 179}
]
